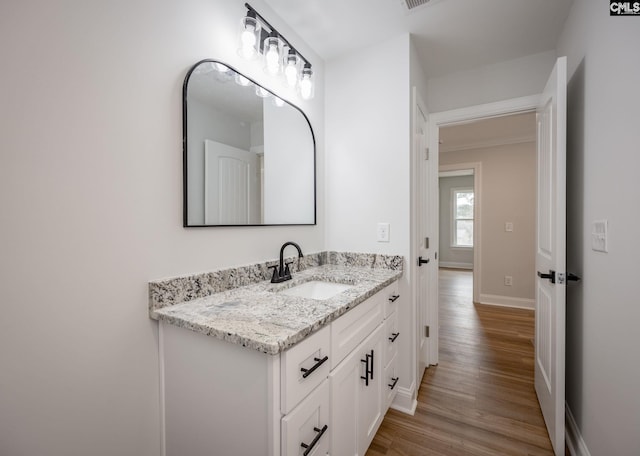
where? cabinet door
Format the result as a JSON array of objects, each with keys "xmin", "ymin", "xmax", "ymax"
[
  {"xmin": 357, "ymin": 324, "xmax": 385, "ymax": 454},
  {"xmin": 329, "ymin": 347, "xmax": 359, "ymax": 456}
]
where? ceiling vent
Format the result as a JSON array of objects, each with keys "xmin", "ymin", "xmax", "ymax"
[{"xmin": 403, "ymin": 0, "xmax": 431, "ymax": 9}]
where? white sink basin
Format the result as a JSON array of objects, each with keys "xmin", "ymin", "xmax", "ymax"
[{"xmin": 279, "ymin": 281, "xmax": 353, "ymax": 300}]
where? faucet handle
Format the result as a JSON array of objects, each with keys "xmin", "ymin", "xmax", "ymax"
[
  {"xmin": 284, "ymin": 261, "xmax": 294, "ymax": 278},
  {"xmin": 268, "ymin": 265, "xmax": 279, "ymax": 283}
]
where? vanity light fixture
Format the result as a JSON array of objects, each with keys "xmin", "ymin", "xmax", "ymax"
[{"xmin": 238, "ymin": 3, "xmax": 314, "ymax": 99}]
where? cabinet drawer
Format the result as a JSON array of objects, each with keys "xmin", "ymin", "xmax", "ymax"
[
  {"xmin": 282, "ymin": 380, "xmax": 330, "ymax": 456},
  {"xmin": 383, "ymin": 310, "xmax": 399, "ymax": 369},
  {"xmin": 383, "ymin": 354, "xmax": 399, "ymax": 409},
  {"xmin": 331, "ymin": 294, "xmax": 384, "ymax": 369},
  {"xmin": 383, "ymin": 281, "xmax": 400, "ymax": 318},
  {"xmin": 282, "ymin": 325, "xmax": 331, "ymax": 415}
]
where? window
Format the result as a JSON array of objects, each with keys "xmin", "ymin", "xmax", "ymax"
[{"xmin": 452, "ymin": 188, "xmax": 474, "ymax": 247}]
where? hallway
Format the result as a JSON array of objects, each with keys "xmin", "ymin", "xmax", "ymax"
[{"xmin": 367, "ymin": 268, "xmax": 554, "ymax": 455}]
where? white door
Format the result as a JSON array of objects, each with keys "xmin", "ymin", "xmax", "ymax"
[
  {"xmin": 204, "ymin": 139, "xmax": 258, "ymax": 225},
  {"xmin": 414, "ymin": 91, "xmax": 431, "ymax": 379},
  {"xmin": 534, "ymin": 56, "xmax": 567, "ymax": 455}
]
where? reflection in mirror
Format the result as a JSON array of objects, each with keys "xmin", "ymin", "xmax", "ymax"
[{"xmin": 183, "ymin": 60, "xmax": 316, "ymax": 226}]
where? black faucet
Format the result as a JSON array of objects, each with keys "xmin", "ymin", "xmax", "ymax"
[{"xmin": 270, "ymin": 241, "xmax": 303, "ymax": 283}]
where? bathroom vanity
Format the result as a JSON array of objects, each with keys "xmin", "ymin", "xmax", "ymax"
[{"xmin": 150, "ymin": 252, "xmax": 403, "ymax": 456}]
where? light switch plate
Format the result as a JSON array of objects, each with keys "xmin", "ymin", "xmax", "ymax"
[
  {"xmin": 377, "ymin": 223, "xmax": 390, "ymax": 242},
  {"xmin": 505, "ymin": 222, "xmax": 514, "ymax": 232},
  {"xmin": 591, "ymin": 219, "xmax": 608, "ymax": 253}
]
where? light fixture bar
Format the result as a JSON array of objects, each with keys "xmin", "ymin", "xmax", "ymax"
[{"xmin": 244, "ymin": 3, "xmax": 312, "ymax": 68}]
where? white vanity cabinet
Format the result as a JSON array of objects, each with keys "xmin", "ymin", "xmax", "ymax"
[
  {"xmin": 329, "ymin": 281, "xmax": 400, "ymax": 456},
  {"xmin": 159, "ymin": 280, "xmax": 400, "ymax": 456}
]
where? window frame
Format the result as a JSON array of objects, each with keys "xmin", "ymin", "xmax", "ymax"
[{"xmin": 450, "ymin": 187, "xmax": 474, "ymax": 248}]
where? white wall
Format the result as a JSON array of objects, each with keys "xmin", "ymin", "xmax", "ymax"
[
  {"xmin": 263, "ymin": 100, "xmax": 315, "ymax": 224},
  {"xmin": 439, "ymin": 175, "xmax": 474, "ymax": 268},
  {"xmin": 0, "ymin": 1, "xmax": 324, "ymax": 455},
  {"xmin": 557, "ymin": 2, "xmax": 640, "ymax": 454},
  {"xmin": 427, "ymin": 50, "xmax": 557, "ymax": 112},
  {"xmin": 326, "ymin": 34, "xmax": 415, "ymax": 401},
  {"xmin": 440, "ymin": 143, "xmax": 536, "ymax": 306}
]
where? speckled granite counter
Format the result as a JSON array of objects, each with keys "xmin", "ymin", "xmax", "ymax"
[{"xmin": 149, "ymin": 252, "xmax": 403, "ymax": 355}]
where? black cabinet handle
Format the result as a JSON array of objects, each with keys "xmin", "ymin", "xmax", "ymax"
[
  {"xmin": 300, "ymin": 424, "xmax": 328, "ymax": 456},
  {"xmin": 360, "ymin": 350, "xmax": 374, "ymax": 385},
  {"xmin": 537, "ymin": 270, "xmax": 556, "ymax": 284},
  {"xmin": 389, "ymin": 294, "xmax": 400, "ymax": 303},
  {"xmin": 418, "ymin": 256, "xmax": 429, "ymax": 266},
  {"xmin": 388, "ymin": 377, "xmax": 399, "ymax": 390},
  {"xmin": 389, "ymin": 332, "xmax": 399, "ymax": 343},
  {"xmin": 300, "ymin": 355, "xmax": 328, "ymax": 379},
  {"xmin": 360, "ymin": 354, "xmax": 371, "ymax": 386}
]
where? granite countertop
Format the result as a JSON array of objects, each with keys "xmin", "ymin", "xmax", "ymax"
[{"xmin": 152, "ymin": 264, "xmax": 402, "ymax": 355}]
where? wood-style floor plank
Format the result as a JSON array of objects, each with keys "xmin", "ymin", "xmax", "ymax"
[{"xmin": 367, "ymin": 269, "xmax": 555, "ymax": 456}]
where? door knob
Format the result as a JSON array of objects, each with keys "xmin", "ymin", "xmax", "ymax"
[
  {"xmin": 537, "ymin": 270, "xmax": 556, "ymax": 284},
  {"xmin": 418, "ymin": 256, "xmax": 429, "ymax": 266}
]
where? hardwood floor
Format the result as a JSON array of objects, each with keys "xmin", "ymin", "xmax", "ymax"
[{"xmin": 366, "ymin": 268, "xmax": 555, "ymax": 456}]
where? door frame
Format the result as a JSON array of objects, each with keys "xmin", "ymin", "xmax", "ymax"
[
  {"xmin": 425, "ymin": 94, "xmax": 540, "ymax": 365},
  {"xmin": 438, "ymin": 162, "xmax": 482, "ymax": 302}
]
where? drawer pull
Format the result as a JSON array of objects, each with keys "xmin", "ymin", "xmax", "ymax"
[
  {"xmin": 300, "ymin": 424, "xmax": 328, "ymax": 456},
  {"xmin": 388, "ymin": 377, "xmax": 399, "ymax": 390},
  {"xmin": 388, "ymin": 332, "xmax": 400, "ymax": 343},
  {"xmin": 300, "ymin": 355, "xmax": 328, "ymax": 379},
  {"xmin": 389, "ymin": 294, "xmax": 400, "ymax": 303},
  {"xmin": 360, "ymin": 354, "xmax": 371, "ymax": 386},
  {"xmin": 360, "ymin": 350, "xmax": 374, "ymax": 386}
]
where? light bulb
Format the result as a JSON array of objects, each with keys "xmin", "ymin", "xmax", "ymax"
[
  {"xmin": 238, "ymin": 12, "xmax": 258, "ymax": 60},
  {"xmin": 240, "ymin": 29, "xmax": 256, "ymax": 59},
  {"xmin": 235, "ymin": 74, "xmax": 251, "ymax": 87},
  {"xmin": 283, "ymin": 50, "xmax": 299, "ymax": 87},
  {"xmin": 299, "ymin": 64, "xmax": 313, "ymax": 100},
  {"xmin": 256, "ymin": 86, "xmax": 270, "ymax": 98},
  {"xmin": 214, "ymin": 62, "xmax": 229, "ymax": 73},
  {"xmin": 263, "ymin": 33, "xmax": 281, "ymax": 76},
  {"xmin": 284, "ymin": 64, "xmax": 297, "ymax": 87},
  {"xmin": 265, "ymin": 44, "xmax": 280, "ymax": 75}
]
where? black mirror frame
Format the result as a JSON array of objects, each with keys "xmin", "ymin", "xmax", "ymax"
[{"xmin": 182, "ymin": 59, "xmax": 317, "ymax": 227}]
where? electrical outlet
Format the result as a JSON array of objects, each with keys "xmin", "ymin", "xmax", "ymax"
[
  {"xmin": 377, "ymin": 223, "xmax": 390, "ymax": 242},
  {"xmin": 504, "ymin": 276, "xmax": 513, "ymax": 286}
]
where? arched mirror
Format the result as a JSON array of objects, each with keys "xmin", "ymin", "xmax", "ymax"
[{"xmin": 183, "ymin": 60, "xmax": 316, "ymax": 226}]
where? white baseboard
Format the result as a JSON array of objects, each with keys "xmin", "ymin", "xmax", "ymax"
[
  {"xmin": 390, "ymin": 384, "xmax": 417, "ymax": 415},
  {"xmin": 478, "ymin": 293, "xmax": 534, "ymax": 310},
  {"xmin": 566, "ymin": 403, "xmax": 591, "ymax": 456},
  {"xmin": 439, "ymin": 262, "xmax": 473, "ymax": 269}
]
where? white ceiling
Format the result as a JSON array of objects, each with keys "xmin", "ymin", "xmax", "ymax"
[{"xmin": 265, "ymin": 0, "xmax": 573, "ymax": 79}]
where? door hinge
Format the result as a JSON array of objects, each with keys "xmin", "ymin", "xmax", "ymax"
[
  {"xmin": 425, "ymin": 147, "xmax": 429, "ymax": 160},
  {"xmin": 425, "ymin": 326, "xmax": 430, "ymax": 338}
]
